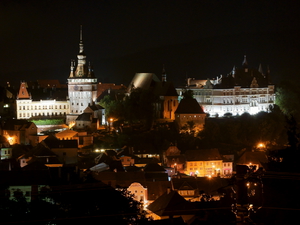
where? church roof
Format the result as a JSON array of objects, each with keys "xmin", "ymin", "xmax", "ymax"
[
  {"xmin": 128, "ymin": 73, "xmax": 161, "ymax": 91},
  {"xmin": 175, "ymin": 98, "xmax": 204, "ymax": 114},
  {"xmin": 153, "ymin": 81, "xmax": 178, "ymax": 97}
]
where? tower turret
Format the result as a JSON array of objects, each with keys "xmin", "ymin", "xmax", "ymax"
[
  {"xmin": 242, "ymin": 55, "xmax": 248, "ymax": 68},
  {"xmin": 69, "ymin": 60, "xmax": 75, "ymax": 78},
  {"xmin": 162, "ymin": 64, "xmax": 167, "ymax": 82},
  {"xmin": 258, "ymin": 63, "xmax": 264, "ymax": 75}
]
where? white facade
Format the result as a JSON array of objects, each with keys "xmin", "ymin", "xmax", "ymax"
[
  {"xmin": 177, "ymin": 57, "xmax": 275, "ymax": 117},
  {"xmin": 66, "ymin": 27, "xmax": 98, "ymax": 125},
  {"xmin": 16, "ymin": 98, "xmax": 70, "ymax": 119},
  {"xmin": 67, "ymin": 78, "xmax": 98, "ymax": 115},
  {"xmin": 178, "ymin": 85, "xmax": 275, "ymax": 117}
]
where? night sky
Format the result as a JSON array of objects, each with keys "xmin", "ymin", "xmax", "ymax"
[{"xmin": 1, "ymin": 0, "xmax": 299, "ymax": 87}]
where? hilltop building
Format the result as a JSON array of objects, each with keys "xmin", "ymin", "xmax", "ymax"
[
  {"xmin": 16, "ymin": 81, "xmax": 69, "ymax": 120},
  {"xmin": 177, "ymin": 56, "xmax": 275, "ymax": 117},
  {"xmin": 66, "ymin": 27, "xmax": 100, "ymax": 128},
  {"xmin": 14, "ymin": 28, "xmax": 107, "ymax": 131},
  {"xmin": 127, "ymin": 67, "xmax": 179, "ymax": 122}
]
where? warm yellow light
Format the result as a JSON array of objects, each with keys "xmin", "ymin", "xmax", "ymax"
[
  {"xmin": 109, "ymin": 118, "xmax": 113, "ymax": 122},
  {"xmin": 257, "ymin": 142, "xmax": 265, "ymax": 148},
  {"xmin": 5, "ymin": 136, "xmax": 14, "ymax": 145},
  {"xmin": 69, "ymin": 121, "xmax": 75, "ymax": 129}
]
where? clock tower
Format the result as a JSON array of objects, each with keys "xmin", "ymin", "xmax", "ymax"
[{"xmin": 67, "ymin": 26, "xmax": 98, "ymax": 125}]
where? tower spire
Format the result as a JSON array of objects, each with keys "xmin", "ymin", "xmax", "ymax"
[
  {"xmin": 162, "ymin": 64, "xmax": 167, "ymax": 82},
  {"xmin": 75, "ymin": 25, "xmax": 87, "ymax": 77},
  {"xmin": 79, "ymin": 25, "xmax": 84, "ymax": 54},
  {"xmin": 69, "ymin": 60, "xmax": 75, "ymax": 78},
  {"xmin": 258, "ymin": 63, "xmax": 264, "ymax": 75},
  {"xmin": 242, "ymin": 55, "xmax": 248, "ymax": 68}
]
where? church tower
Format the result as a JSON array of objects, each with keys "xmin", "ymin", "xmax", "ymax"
[{"xmin": 67, "ymin": 26, "xmax": 98, "ymax": 125}]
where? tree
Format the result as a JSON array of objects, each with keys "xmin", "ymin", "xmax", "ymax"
[
  {"xmin": 99, "ymin": 95, "xmax": 124, "ymax": 120},
  {"xmin": 276, "ymin": 80, "xmax": 300, "ymax": 122},
  {"xmin": 123, "ymin": 88, "xmax": 158, "ymax": 129},
  {"xmin": 0, "ymin": 182, "xmax": 150, "ymax": 225}
]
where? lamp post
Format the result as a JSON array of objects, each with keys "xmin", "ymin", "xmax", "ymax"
[{"xmin": 109, "ymin": 118, "xmax": 113, "ymax": 132}]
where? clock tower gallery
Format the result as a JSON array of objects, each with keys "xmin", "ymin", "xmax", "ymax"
[{"xmin": 66, "ymin": 27, "xmax": 98, "ymax": 125}]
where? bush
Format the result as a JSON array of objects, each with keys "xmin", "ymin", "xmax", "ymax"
[{"xmin": 30, "ymin": 119, "xmax": 64, "ymax": 125}]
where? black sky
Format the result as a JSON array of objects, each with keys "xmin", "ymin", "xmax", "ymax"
[{"xmin": 0, "ymin": 0, "xmax": 299, "ymax": 87}]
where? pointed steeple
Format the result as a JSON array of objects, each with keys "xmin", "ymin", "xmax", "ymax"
[
  {"xmin": 242, "ymin": 55, "xmax": 248, "ymax": 68},
  {"xmin": 75, "ymin": 25, "xmax": 87, "ymax": 77},
  {"xmin": 79, "ymin": 25, "xmax": 84, "ymax": 54},
  {"xmin": 17, "ymin": 81, "xmax": 31, "ymax": 99},
  {"xmin": 258, "ymin": 63, "xmax": 264, "ymax": 75},
  {"xmin": 232, "ymin": 65, "xmax": 236, "ymax": 77},
  {"xmin": 162, "ymin": 64, "xmax": 167, "ymax": 82},
  {"xmin": 69, "ymin": 60, "xmax": 75, "ymax": 78}
]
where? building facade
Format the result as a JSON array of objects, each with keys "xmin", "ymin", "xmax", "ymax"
[
  {"xmin": 177, "ymin": 56, "xmax": 275, "ymax": 117},
  {"xmin": 66, "ymin": 28, "xmax": 99, "ymax": 126},
  {"xmin": 16, "ymin": 82, "xmax": 70, "ymax": 119}
]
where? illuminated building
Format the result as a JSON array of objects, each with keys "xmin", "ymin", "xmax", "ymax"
[
  {"xmin": 2, "ymin": 119, "xmax": 38, "ymax": 146},
  {"xmin": 174, "ymin": 97, "xmax": 206, "ymax": 132},
  {"xmin": 16, "ymin": 81, "xmax": 70, "ymax": 119},
  {"xmin": 127, "ymin": 182, "xmax": 148, "ymax": 203},
  {"xmin": 66, "ymin": 27, "xmax": 102, "ymax": 128},
  {"xmin": 177, "ymin": 56, "xmax": 275, "ymax": 117},
  {"xmin": 185, "ymin": 149, "xmax": 225, "ymax": 177}
]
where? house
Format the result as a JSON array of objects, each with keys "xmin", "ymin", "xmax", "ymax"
[
  {"xmin": 73, "ymin": 103, "xmax": 105, "ymax": 131},
  {"xmin": 236, "ymin": 150, "xmax": 268, "ymax": 171},
  {"xmin": 21, "ymin": 143, "xmax": 62, "ymax": 168},
  {"xmin": 174, "ymin": 97, "xmax": 206, "ymax": 132},
  {"xmin": 127, "ymin": 182, "xmax": 148, "ymax": 203},
  {"xmin": 2, "ymin": 119, "xmax": 38, "ymax": 146},
  {"xmin": 0, "ymin": 147, "xmax": 12, "ymax": 160},
  {"xmin": 41, "ymin": 135, "xmax": 78, "ymax": 165},
  {"xmin": 185, "ymin": 148, "xmax": 224, "ymax": 177},
  {"xmin": 120, "ymin": 155, "xmax": 135, "ymax": 167},
  {"xmin": 163, "ymin": 144, "xmax": 185, "ymax": 173},
  {"xmin": 171, "ymin": 176, "xmax": 230, "ymax": 201},
  {"xmin": 147, "ymin": 189, "xmax": 199, "ymax": 221},
  {"xmin": 55, "ymin": 130, "xmax": 93, "ymax": 149}
]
